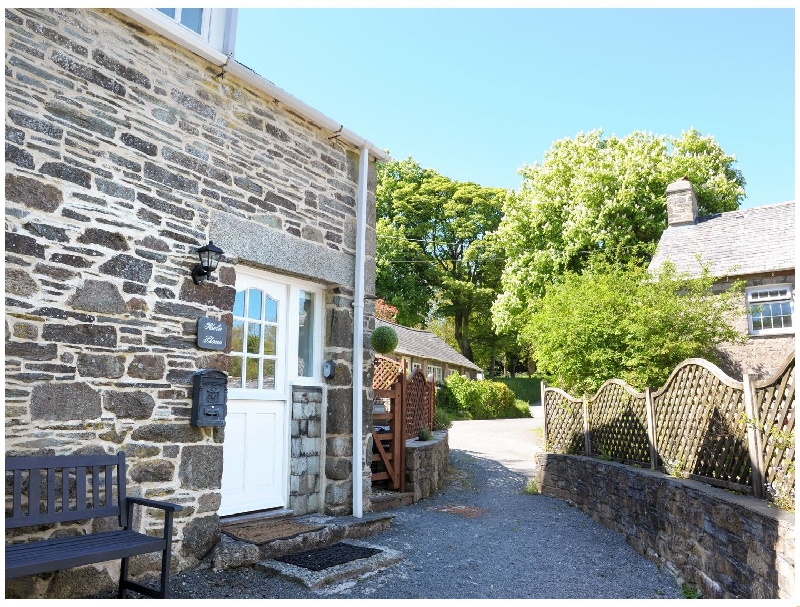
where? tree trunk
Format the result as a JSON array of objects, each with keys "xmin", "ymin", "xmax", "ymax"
[
  {"xmin": 453, "ymin": 311, "xmax": 474, "ymax": 362},
  {"xmin": 527, "ymin": 358, "xmax": 536, "ymax": 376}
]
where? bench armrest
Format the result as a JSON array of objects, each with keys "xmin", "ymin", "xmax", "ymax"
[{"xmin": 125, "ymin": 496, "xmax": 183, "ymax": 512}]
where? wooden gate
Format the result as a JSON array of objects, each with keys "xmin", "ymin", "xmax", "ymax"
[
  {"xmin": 372, "ymin": 356, "xmax": 405, "ymax": 491},
  {"xmin": 371, "ymin": 356, "xmax": 437, "ymax": 491}
]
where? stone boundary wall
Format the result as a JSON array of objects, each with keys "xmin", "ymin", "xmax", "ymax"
[
  {"xmin": 405, "ymin": 430, "xmax": 449, "ymax": 503},
  {"xmin": 533, "ymin": 453, "xmax": 794, "ymax": 599}
]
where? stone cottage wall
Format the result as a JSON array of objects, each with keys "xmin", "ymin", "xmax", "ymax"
[
  {"xmin": 713, "ymin": 272, "xmax": 795, "ymax": 380},
  {"xmin": 5, "ymin": 7, "xmax": 376, "ymax": 596}
]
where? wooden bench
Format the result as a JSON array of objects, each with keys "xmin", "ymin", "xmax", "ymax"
[{"xmin": 5, "ymin": 452, "xmax": 183, "ymax": 599}]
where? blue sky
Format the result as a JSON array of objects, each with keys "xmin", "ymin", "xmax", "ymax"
[{"xmin": 235, "ymin": 7, "xmax": 794, "ymax": 209}]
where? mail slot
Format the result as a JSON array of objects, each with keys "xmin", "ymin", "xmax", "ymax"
[{"xmin": 191, "ymin": 369, "xmax": 228, "ymax": 427}]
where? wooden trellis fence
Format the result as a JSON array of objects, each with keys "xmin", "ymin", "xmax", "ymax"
[
  {"xmin": 543, "ymin": 353, "xmax": 795, "ymax": 507},
  {"xmin": 371, "ymin": 355, "xmax": 437, "ymax": 491}
]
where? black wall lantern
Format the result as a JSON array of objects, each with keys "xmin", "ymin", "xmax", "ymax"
[{"xmin": 192, "ymin": 241, "xmax": 224, "ymax": 285}]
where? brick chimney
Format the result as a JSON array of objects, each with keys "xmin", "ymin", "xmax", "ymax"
[{"xmin": 666, "ymin": 177, "xmax": 698, "ymax": 226}]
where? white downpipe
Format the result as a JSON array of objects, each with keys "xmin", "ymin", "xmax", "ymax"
[{"xmin": 352, "ymin": 146, "xmax": 369, "ymax": 519}]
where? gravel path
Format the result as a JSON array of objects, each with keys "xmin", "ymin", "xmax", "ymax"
[{"xmin": 107, "ymin": 406, "xmax": 684, "ymax": 599}]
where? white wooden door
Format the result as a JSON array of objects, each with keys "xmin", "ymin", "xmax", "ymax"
[{"xmin": 220, "ymin": 271, "xmax": 289, "ymax": 516}]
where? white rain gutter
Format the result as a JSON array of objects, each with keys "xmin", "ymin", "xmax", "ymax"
[
  {"xmin": 116, "ymin": 9, "xmax": 389, "ymax": 163},
  {"xmin": 352, "ymin": 147, "xmax": 369, "ymax": 518}
]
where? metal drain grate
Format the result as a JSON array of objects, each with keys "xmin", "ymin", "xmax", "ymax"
[{"xmin": 276, "ymin": 542, "xmax": 382, "ymax": 571}]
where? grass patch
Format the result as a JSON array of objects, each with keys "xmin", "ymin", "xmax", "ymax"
[
  {"xmin": 680, "ymin": 584, "xmax": 702, "ymax": 599},
  {"xmin": 521, "ymin": 478, "xmax": 539, "ymax": 495},
  {"xmin": 494, "ymin": 377, "xmax": 542, "ymax": 405}
]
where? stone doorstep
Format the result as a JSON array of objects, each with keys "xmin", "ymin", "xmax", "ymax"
[
  {"xmin": 256, "ymin": 539, "xmax": 404, "ymax": 589},
  {"xmin": 210, "ymin": 511, "xmax": 394, "ymax": 573}
]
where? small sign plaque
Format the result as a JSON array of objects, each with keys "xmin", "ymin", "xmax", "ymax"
[{"xmin": 197, "ymin": 316, "xmax": 227, "ymax": 351}]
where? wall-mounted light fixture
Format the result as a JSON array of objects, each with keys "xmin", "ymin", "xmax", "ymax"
[{"xmin": 192, "ymin": 241, "xmax": 224, "ymax": 285}]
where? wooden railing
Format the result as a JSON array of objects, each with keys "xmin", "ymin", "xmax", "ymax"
[{"xmin": 543, "ymin": 353, "xmax": 795, "ymax": 508}]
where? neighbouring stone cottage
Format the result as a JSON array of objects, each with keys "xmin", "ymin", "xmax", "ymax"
[
  {"xmin": 375, "ymin": 319, "xmax": 483, "ymax": 382},
  {"xmin": 649, "ymin": 178, "xmax": 795, "ymax": 379},
  {"xmin": 5, "ymin": 7, "xmax": 388, "ymax": 598}
]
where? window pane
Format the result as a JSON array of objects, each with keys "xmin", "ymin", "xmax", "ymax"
[
  {"xmin": 233, "ymin": 290, "xmax": 245, "ymax": 317},
  {"xmin": 263, "ymin": 325, "xmax": 277, "ymax": 355},
  {"xmin": 265, "ymin": 296, "xmax": 277, "ymax": 323},
  {"xmin": 752, "ymin": 315, "xmax": 763, "ymax": 331},
  {"xmin": 248, "ymin": 289, "xmax": 262, "ymax": 320},
  {"xmin": 297, "ymin": 291, "xmax": 314, "ymax": 377},
  {"xmin": 180, "ymin": 8, "xmax": 203, "ymax": 34},
  {"xmin": 228, "ymin": 356, "xmax": 243, "ymax": 389},
  {"xmin": 231, "ymin": 320, "xmax": 244, "ymax": 353},
  {"xmin": 262, "ymin": 359, "xmax": 276, "ymax": 390},
  {"xmin": 784, "ymin": 315, "xmax": 793, "ymax": 328},
  {"xmin": 244, "ymin": 358, "xmax": 259, "ymax": 389},
  {"xmin": 246, "ymin": 323, "xmax": 261, "ymax": 354},
  {"xmin": 157, "ymin": 8, "xmax": 176, "ymax": 18}
]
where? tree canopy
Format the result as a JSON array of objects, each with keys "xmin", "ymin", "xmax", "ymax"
[
  {"xmin": 522, "ymin": 262, "xmax": 745, "ymax": 394},
  {"xmin": 376, "ymin": 157, "xmax": 510, "ymax": 362},
  {"xmin": 492, "ymin": 128, "xmax": 746, "ymax": 335}
]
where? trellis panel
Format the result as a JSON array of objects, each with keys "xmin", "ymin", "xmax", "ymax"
[
  {"xmin": 754, "ymin": 354, "xmax": 795, "ymax": 510},
  {"xmin": 587, "ymin": 380, "xmax": 650, "ymax": 465},
  {"xmin": 652, "ymin": 359, "xmax": 750, "ymax": 491},
  {"xmin": 543, "ymin": 388, "xmax": 585, "ymax": 455}
]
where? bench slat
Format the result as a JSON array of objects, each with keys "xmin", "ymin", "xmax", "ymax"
[
  {"xmin": 13, "ymin": 470, "xmax": 22, "ymax": 519},
  {"xmin": 46, "ymin": 468, "xmax": 56, "ymax": 520},
  {"xmin": 6, "ymin": 530, "xmax": 166, "ymax": 579},
  {"xmin": 29, "ymin": 468, "xmax": 41, "ymax": 518},
  {"xmin": 76, "ymin": 466, "xmax": 86, "ymax": 514}
]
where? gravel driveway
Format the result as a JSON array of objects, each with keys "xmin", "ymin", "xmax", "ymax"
[{"xmin": 111, "ymin": 404, "xmax": 683, "ymax": 599}]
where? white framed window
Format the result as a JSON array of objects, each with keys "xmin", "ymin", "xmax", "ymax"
[
  {"xmin": 447, "ymin": 368, "xmax": 458, "ymax": 377},
  {"xmin": 426, "ymin": 365, "xmax": 443, "ymax": 383},
  {"xmin": 120, "ymin": 8, "xmax": 237, "ymax": 55},
  {"xmin": 410, "ymin": 362, "xmax": 422, "ymax": 375},
  {"xmin": 228, "ymin": 269, "xmax": 324, "ymax": 400},
  {"xmin": 747, "ymin": 285, "xmax": 794, "ymax": 335}
]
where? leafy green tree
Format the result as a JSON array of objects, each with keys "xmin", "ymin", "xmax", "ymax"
[
  {"xmin": 522, "ymin": 262, "xmax": 744, "ymax": 394},
  {"xmin": 376, "ymin": 157, "xmax": 510, "ymax": 361},
  {"xmin": 492, "ymin": 129, "xmax": 745, "ymax": 334}
]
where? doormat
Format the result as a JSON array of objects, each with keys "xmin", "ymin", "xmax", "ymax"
[
  {"xmin": 221, "ymin": 519, "xmax": 324, "ymax": 545},
  {"xmin": 276, "ymin": 542, "xmax": 382, "ymax": 572}
]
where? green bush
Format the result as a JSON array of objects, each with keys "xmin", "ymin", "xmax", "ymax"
[
  {"xmin": 494, "ymin": 377, "xmax": 542, "ymax": 404},
  {"xmin": 443, "ymin": 374, "xmax": 531, "ymax": 420},
  {"xmin": 417, "ymin": 426, "xmax": 433, "ymax": 441},
  {"xmin": 432, "ymin": 407, "xmax": 453, "ymax": 431}
]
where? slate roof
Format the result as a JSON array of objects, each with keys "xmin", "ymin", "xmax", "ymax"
[
  {"xmin": 375, "ymin": 319, "xmax": 483, "ymax": 373},
  {"xmin": 649, "ymin": 201, "xmax": 795, "ymax": 279}
]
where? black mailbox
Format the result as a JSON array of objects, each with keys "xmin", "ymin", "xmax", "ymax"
[{"xmin": 191, "ymin": 369, "xmax": 228, "ymax": 427}]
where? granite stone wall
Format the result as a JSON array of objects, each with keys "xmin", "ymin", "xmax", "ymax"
[
  {"xmin": 5, "ymin": 7, "xmax": 377, "ymax": 596},
  {"xmin": 713, "ymin": 273, "xmax": 795, "ymax": 380},
  {"xmin": 534, "ymin": 453, "xmax": 795, "ymax": 599},
  {"xmin": 405, "ymin": 430, "xmax": 449, "ymax": 503}
]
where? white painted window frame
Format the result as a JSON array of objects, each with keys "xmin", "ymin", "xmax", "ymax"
[
  {"xmin": 426, "ymin": 364, "xmax": 443, "ymax": 383},
  {"xmin": 122, "ymin": 8, "xmax": 237, "ymax": 56},
  {"xmin": 746, "ymin": 284, "xmax": 794, "ymax": 336},
  {"xmin": 228, "ymin": 268, "xmax": 325, "ymax": 401}
]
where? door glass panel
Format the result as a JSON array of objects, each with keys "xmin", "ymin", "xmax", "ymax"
[
  {"xmin": 228, "ymin": 356, "xmax": 243, "ymax": 389},
  {"xmin": 180, "ymin": 8, "xmax": 203, "ymax": 34},
  {"xmin": 157, "ymin": 8, "xmax": 176, "ymax": 18},
  {"xmin": 264, "ymin": 296, "xmax": 278, "ymax": 323},
  {"xmin": 297, "ymin": 291, "xmax": 314, "ymax": 377},
  {"xmin": 233, "ymin": 290, "xmax": 245, "ymax": 317},
  {"xmin": 245, "ymin": 358, "xmax": 259, "ymax": 389},
  {"xmin": 231, "ymin": 320, "xmax": 244, "ymax": 353},
  {"xmin": 262, "ymin": 360, "xmax": 276, "ymax": 390},
  {"xmin": 246, "ymin": 324, "xmax": 261, "ymax": 354},
  {"xmin": 263, "ymin": 326, "xmax": 277, "ymax": 355},
  {"xmin": 248, "ymin": 289, "xmax": 262, "ymax": 320}
]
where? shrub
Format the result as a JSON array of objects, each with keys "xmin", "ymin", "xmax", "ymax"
[
  {"xmin": 443, "ymin": 374, "xmax": 531, "ymax": 420},
  {"xmin": 371, "ymin": 325, "xmax": 398, "ymax": 354},
  {"xmin": 432, "ymin": 407, "xmax": 453, "ymax": 431},
  {"xmin": 417, "ymin": 426, "xmax": 433, "ymax": 441}
]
